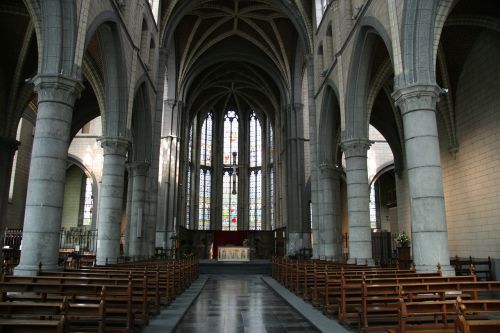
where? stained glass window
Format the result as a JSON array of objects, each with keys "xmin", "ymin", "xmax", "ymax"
[
  {"xmin": 222, "ymin": 170, "xmax": 238, "ymax": 230},
  {"xmin": 223, "ymin": 110, "xmax": 238, "ymax": 166},
  {"xmin": 222, "ymin": 110, "xmax": 239, "ymax": 229},
  {"xmin": 198, "ymin": 113, "xmax": 213, "ymax": 230},
  {"xmin": 269, "ymin": 167, "xmax": 275, "ymax": 230},
  {"xmin": 82, "ymin": 177, "xmax": 93, "ymax": 226},
  {"xmin": 188, "ymin": 125, "xmax": 193, "ymax": 163},
  {"xmin": 269, "ymin": 124, "xmax": 274, "ymax": 163},
  {"xmin": 199, "ymin": 169, "xmax": 211, "ymax": 230},
  {"xmin": 370, "ymin": 185, "xmax": 377, "ymax": 229},
  {"xmin": 186, "ymin": 125, "xmax": 194, "ymax": 229},
  {"xmin": 249, "ymin": 113, "xmax": 261, "ymax": 167},
  {"xmin": 269, "ymin": 122, "xmax": 275, "ymax": 230},
  {"xmin": 249, "ymin": 170, "xmax": 262, "ymax": 230},
  {"xmin": 200, "ymin": 113, "xmax": 212, "ymax": 167},
  {"xmin": 186, "ymin": 167, "xmax": 191, "ymax": 229}
]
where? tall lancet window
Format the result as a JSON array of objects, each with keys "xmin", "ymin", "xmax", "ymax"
[
  {"xmin": 199, "ymin": 113, "xmax": 213, "ymax": 230},
  {"xmin": 222, "ymin": 110, "xmax": 239, "ymax": 230},
  {"xmin": 249, "ymin": 112, "xmax": 262, "ymax": 230},
  {"xmin": 269, "ymin": 125, "xmax": 275, "ymax": 229},
  {"xmin": 186, "ymin": 126, "xmax": 193, "ymax": 229}
]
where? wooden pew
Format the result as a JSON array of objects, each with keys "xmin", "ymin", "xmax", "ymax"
[
  {"xmin": 451, "ymin": 256, "xmax": 492, "ymax": 281},
  {"xmin": 1, "ymin": 273, "xmax": 155, "ymax": 323},
  {"xmin": 0, "ymin": 316, "xmax": 66, "ymax": 333},
  {"xmin": 455, "ymin": 297, "xmax": 500, "ymax": 333},
  {"xmin": 356, "ymin": 275, "xmax": 476, "ymax": 332},
  {"xmin": 388, "ymin": 297, "xmax": 500, "ymax": 333},
  {"xmin": 0, "ymin": 281, "xmax": 134, "ymax": 332},
  {"xmin": 327, "ymin": 271, "xmax": 442, "ymax": 319},
  {"xmin": 389, "ymin": 299, "xmax": 457, "ymax": 333},
  {"xmin": 0, "ymin": 294, "xmax": 104, "ymax": 333},
  {"xmin": 359, "ymin": 279, "xmax": 500, "ymax": 333}
]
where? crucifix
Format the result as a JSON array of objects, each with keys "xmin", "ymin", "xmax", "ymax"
[{"xmin": 231, "ymin": 151, "xmax": 238, "ymax": 194}]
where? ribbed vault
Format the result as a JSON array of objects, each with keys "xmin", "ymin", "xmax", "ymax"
[{"xmin": 165, "ymin": 0, "xmax": 311, "ymax": 118}]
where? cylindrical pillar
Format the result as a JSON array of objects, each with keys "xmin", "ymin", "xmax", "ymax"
[
  {"xmin": 341, "ymin": 138, "xmax": 373, "ymax": 265},
  {"xmin": 284, "ymin": 103, "xmax": 307, "ymax": 255},
  {"xmin": 393, "ymin": 85, "xmax": 453, "ymax": 275},
  {"xmin": 15, "ymin": 75, "xmax": 82, "ymax": 275},
  {"xmin": 128, "ymin": 162, "xmax": 149, "ymax": 258},
  {"xmin": 319, "ymin": 163, "xmax": 343, "ymax": 260},
  {"xmin": 95, "ymin": 137, "xmax": 129, "ymax": 265}
]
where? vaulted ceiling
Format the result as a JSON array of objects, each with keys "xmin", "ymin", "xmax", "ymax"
[{"xmin": 161, "ymin": 0, "xmax": 312, "ymax": 119}]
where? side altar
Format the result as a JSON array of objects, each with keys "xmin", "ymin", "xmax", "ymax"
[{"xmin": 218, "ymin": 246, "xmax": 250, "ymax": 262}]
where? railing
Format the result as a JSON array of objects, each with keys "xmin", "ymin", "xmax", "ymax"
[
  {"xmin": 59, "ymin": 228, "xmax": 98, "ymax": 252},
  {"xmin": 3, "ymin": 227, "xmax": 99, "ymax": 252}
]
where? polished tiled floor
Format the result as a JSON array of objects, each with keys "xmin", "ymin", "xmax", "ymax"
[{"xmin": 174, "ymin": 275, "xmax": 320, "ymax": 333}]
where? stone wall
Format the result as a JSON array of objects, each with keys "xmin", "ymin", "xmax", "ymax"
[{"xmin": 440, "ymin": 30, "xmax": 500, "ymax": 259}]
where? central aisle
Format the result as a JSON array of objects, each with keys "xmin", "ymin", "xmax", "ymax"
[{"xmin": 174, "ymin": 275, "xmax": 320, "ymax": 333}]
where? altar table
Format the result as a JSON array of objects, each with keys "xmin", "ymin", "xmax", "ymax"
[{"xmin": 218, "ymin": 246, "xmax": 250, "ymax": 261}]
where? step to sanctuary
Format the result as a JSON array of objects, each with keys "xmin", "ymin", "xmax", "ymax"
[{"xmin": 198, "ymin": 259, "xmax": 271, "ymax": 275}]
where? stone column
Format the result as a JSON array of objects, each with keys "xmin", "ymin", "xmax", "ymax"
[
  {"xmin": 284, "ymin": 103, "xmax": 307, "ymax": 255},
  {"xmin": 143, "ymin": 187, "xmax": 156, "ymax": 257},
  {"xmin": 124, "ymin": 172, "xmax": 134, "ymax": 256},
  {"xmin": 305, "ymin": 56, "xmax": 321, "ymax": 259},
  {"xmin": 156, "ymin": 99, "xmax": 180, "ymax": 248},
  {"xmin": 393, "ymin": 85, "xmax": 453, "ymax": 274},
  {"xmin": 127, "ymin": 162, "xmax": 149, "ymax": 258},
  {"xmin": 0, "ymin": 138, "xmax": 19, "ymax": 255},
  {"xmin": 95, "ymin": 137, "xmax": 129, "ymax": 265},
  {"xmin": 14, "ymin": 75, "xmax": 83, "ymax": 276},
  {"xmin": 319, "ymin": 162, "xmax": 343, "ymax": 260},
  {"xmin": 341, "ymin": 138, "xmax": 373, "ymax": 265}
]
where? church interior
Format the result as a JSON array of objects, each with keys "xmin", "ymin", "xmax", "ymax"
[{"xmin": 1, "ymin": 0, "xmax": 500, "ymax": 332}]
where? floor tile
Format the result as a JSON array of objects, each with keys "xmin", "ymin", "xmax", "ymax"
[{"xmin": 173, "ymin": 275, "xmax": 319, "ymax": 333}]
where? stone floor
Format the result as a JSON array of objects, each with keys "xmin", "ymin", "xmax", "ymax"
[{"xmin": 173, "ymin": 275, "xmax": 320, "ymax": 333}]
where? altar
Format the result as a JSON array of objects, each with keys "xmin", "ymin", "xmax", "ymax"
[{"xmin": 218, "ymin": 246, "xmax": 250, "ymax": 261}]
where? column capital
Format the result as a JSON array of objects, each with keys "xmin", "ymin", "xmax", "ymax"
[
  {"xmin": 165, "ymin": 99, "xmax": 178, "ymax": 109},
  {"xmin": 392, "ymin": 84, "xmax": 441, "ymax": 115},
  {"xmin": 287, "ymin": 103, "xmax": 304, "ymax": 112},
  {"xmin": 33, "ymin": 74, "xmax": 84, "ymax": 106},
  {"xmin": 129, "ymin": 161, "xmax": 150, "ymax": 176},
  {"xmin": 0, "ymin": 137, "xmax": 20, "ymax": 154},
  {"xmin": 159, "ymin": 47, "xmax": 168, "ymax": 57},
  {"xmin": 305, "ymin": 54, "xmax": 314, "ymax": 65},
  {"xmin": 319, "ymin": 162, "xmax": 341, "ymax": 174},
  {"xmin": 340, "ymin": 138, "xmax": 372, "ymax": 158},
  {"xmin": 98, "ymin": 137, "xmax": 130, "ymax": 156}
]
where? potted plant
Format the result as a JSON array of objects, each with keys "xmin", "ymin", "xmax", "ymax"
[
  {"xmin": 395, "ymin": 232, "xmax": 411, "ymax": 262},
  {"xmin": 395, "ymin": 231, "xmax": 410, "ymax": 248}
]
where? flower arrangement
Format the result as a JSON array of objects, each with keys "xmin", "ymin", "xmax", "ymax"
[{"xmin": 395, "ymin": 231, "xmax": 410, "ymax": 247}]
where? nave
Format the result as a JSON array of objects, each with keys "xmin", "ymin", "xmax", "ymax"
[{"xmin": 172, "ymin": 275, "xmax": 320, "ymax": 333}]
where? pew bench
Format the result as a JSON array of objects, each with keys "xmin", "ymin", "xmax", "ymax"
[
  {"xmin": 0, "ymin": 282, "xmax": 134, "ymax": 332},
  {"xmin": 0, "ymin": 317, "xmax": 66, "ymax": 333},
  {"xmin": 455, "ymin": 298, "xmax": 500, "ymax": 333},
  {"xmin": 356, "ymin": 276, "xmax": 479, "ymax": 332},
  {"xmin": 0, "ymin": 297, "xmax": 105, "ymax": 333},
  {"xmin": 387, "ymin": 299, "xmax": 457, "ymax": 333}
]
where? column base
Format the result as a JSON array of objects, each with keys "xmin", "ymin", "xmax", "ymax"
[
  {"xmin": 415, "ymin": 263, "xmax": 455, "ymax": 276},
  {"xmin": 347, "ymin": 257, "xmax": 375, "ymax": 266},
  {"xmin": 14, "ymin": 263, "xmax": 61, "ymax": 276}
]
